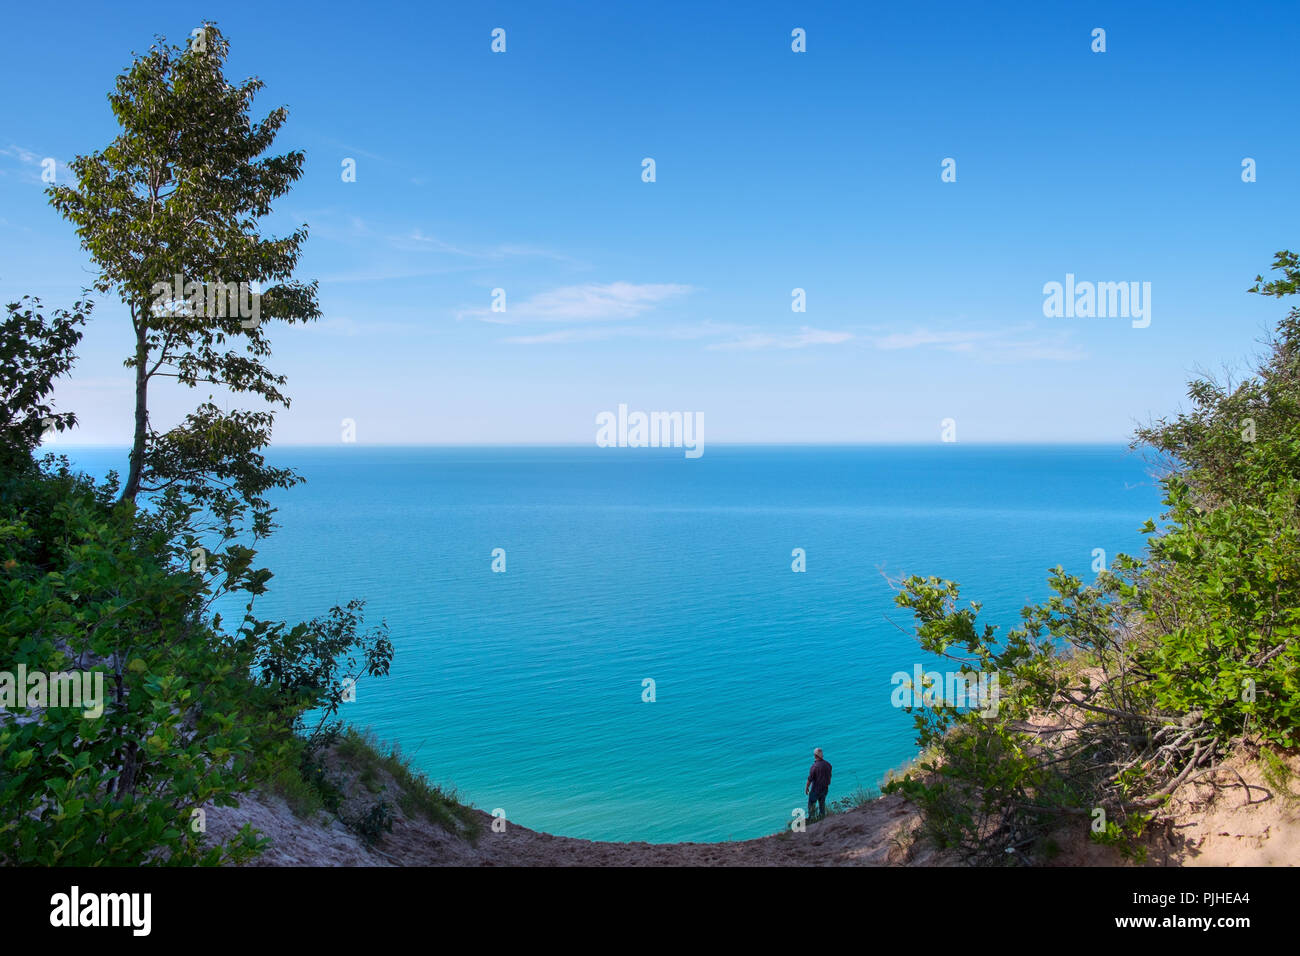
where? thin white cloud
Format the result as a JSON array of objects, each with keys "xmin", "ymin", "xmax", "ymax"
[
  {"xmin": 319, "ymin": 265, "xmax": 475, "ymax": 283},
  {"xmin": 873, "ymin": 328, "xmax": 996, "ymax": 351},
  {"xmin": 865, "ymin": 324, "xmax": 1086, "ymax": 362},
  {"xmin": 311, "ymin": 216, "xmax": 584, "ymax": 278},
  {"xmin": 1, "ymin": 145, "xmax": 71, "ymax": 184},
  {"xmin": 708, "ymin": 326, "xmax": 854, "ymax": 351},
  {"xmin": 306, "ymin": 132, "xmax": 390, "ymax": 163},
  {"xmin": 464, "ymin": 281, "xmax": 692, "ymax": 324},
  {"xmin": 402, "ymin": 229, "xmax": 477, "ymax": 256},
  {"xmin": 393, "ymin": 231, "xmax": 579, "ymax": 265},
  {"xmin": 503, "ymin": 319, "xmax": 745, "ymax": 345},
  {"xmin": 1, "ymin": 145, "xmax": 41, "ymax": 164}
]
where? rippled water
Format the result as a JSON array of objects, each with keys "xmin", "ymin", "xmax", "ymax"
[{"xmin": 58, "ymin": 444, "xmax": 1163, "ymax": 842}]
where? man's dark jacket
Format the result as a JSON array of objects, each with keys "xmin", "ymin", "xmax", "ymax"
[{"xmin": 807, "ymin": 757, "xmax": 832, "ymax": 797}]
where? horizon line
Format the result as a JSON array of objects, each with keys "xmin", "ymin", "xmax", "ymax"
[{"xmin": 45, "ymin": 439, "xmax": 1142, "ymax": 449}]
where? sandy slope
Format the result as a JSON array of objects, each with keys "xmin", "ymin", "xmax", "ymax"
[
  {"xmin": 204, "ymin": 748, "xmax": 1297, "ymax": 867},
  {"xmin": 204, "ymin": 789, "xmax": 937, "ymax": 867},
  {"xmin": 1049, "ymin": 749, "xmax": 1300, "ymax": 867}
]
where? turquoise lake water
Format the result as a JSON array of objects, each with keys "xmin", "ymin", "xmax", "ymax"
[{"xmin": 57, "ymin": 444, "xmax": 1164, "ymax": 843}]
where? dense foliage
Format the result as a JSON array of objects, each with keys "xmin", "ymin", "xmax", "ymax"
[
  {"xmin": 1, "ymin": 24, "xmax": 394, "ymax": 866},
  {"xmin": 887, "ymin": 251, "xmax": 1300, "ymax": 862},
  {"xmin": 0, "ymin": 296, "xmax": 393, "ymax": 864}
]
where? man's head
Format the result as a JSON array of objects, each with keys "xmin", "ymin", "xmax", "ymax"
[{"xmin": 814, "ymin": 747, "xmax": 823, "ymax": 759}]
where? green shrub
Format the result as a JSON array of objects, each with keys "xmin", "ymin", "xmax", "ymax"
[{"xmin": 886, "ymin": 251, "xmax": 1300, "ymax": 862}]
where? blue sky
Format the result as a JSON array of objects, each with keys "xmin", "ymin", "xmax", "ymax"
[{"xmin": 3, "ymin": 0, "xmax": 1297, "ymax": 444}]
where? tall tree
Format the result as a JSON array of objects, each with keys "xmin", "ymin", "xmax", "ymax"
[{"xmin": 47, "ymin": 23, "xmax": 318, "ymax": 542}]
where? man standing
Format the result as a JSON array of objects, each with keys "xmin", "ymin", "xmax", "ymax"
[{"xmin": 805, "ymin": 747, "xmax": 832, "ymax": 820}]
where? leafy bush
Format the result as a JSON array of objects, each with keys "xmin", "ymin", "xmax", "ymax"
[
  {"xmin": 0, "ymin": 462, "xmax": 278, "ymax": 864},
  {"xmin": 885, "ymin": 251, "xmax": 1300, "ymax": 862},
  {"xmin": 0, "ymin": 296, "xmax": 395, "ymax": 864},
  {"xmin": 0, "ymin": 25, "xmax": 407, "ymax": 866},
  {"xmin": 0, "ymin": 456, "xmax": 402, "ymax": 865}
]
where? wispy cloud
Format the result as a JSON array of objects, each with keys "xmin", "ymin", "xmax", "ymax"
[
  {"xmin": 1, "ymin": 145, "xmax": 71, "ymax": 184},
  {"xmin": 1, "ymin": 145, "xmax": 42, "ymax": 164},
  {"xmin": 463, "ymin": 281, "xmax": 693, "ymax": 324},
  {"xmin": 312, "ymin": 216, "xmax": 585, "ymax": 281},
  {"xmin": 393, "ymin": 230, "xmax": 583, "ymax": 266},
  {"xmin": 316, "ymin": 265, "xmax": 471, "ymax": 284},
  {"xmin": 865, "ymin": 324, "xmax": 1087, "ymax": 362},
  {"xmin": 503, "ymin": 319, "xmax": 744, "ymax": 345},
  {"xmin": 873, "ymin": 328, "xmax": 994, "ymax": 351},
  {"xmin": 708, "ymin": 326, "xmax": 854, "ymax": 351},
  {"xmin": 399, "ymin": 229, "xmax": 478, "ymax": 256},
  {"xmin": 306, "ymin": 133, "xmax": 390, "ymax": 164}
]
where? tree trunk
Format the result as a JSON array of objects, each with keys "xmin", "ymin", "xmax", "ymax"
[{"xmin": 120, "ymin": 316, "xmax": 149, "ymax": 503}]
